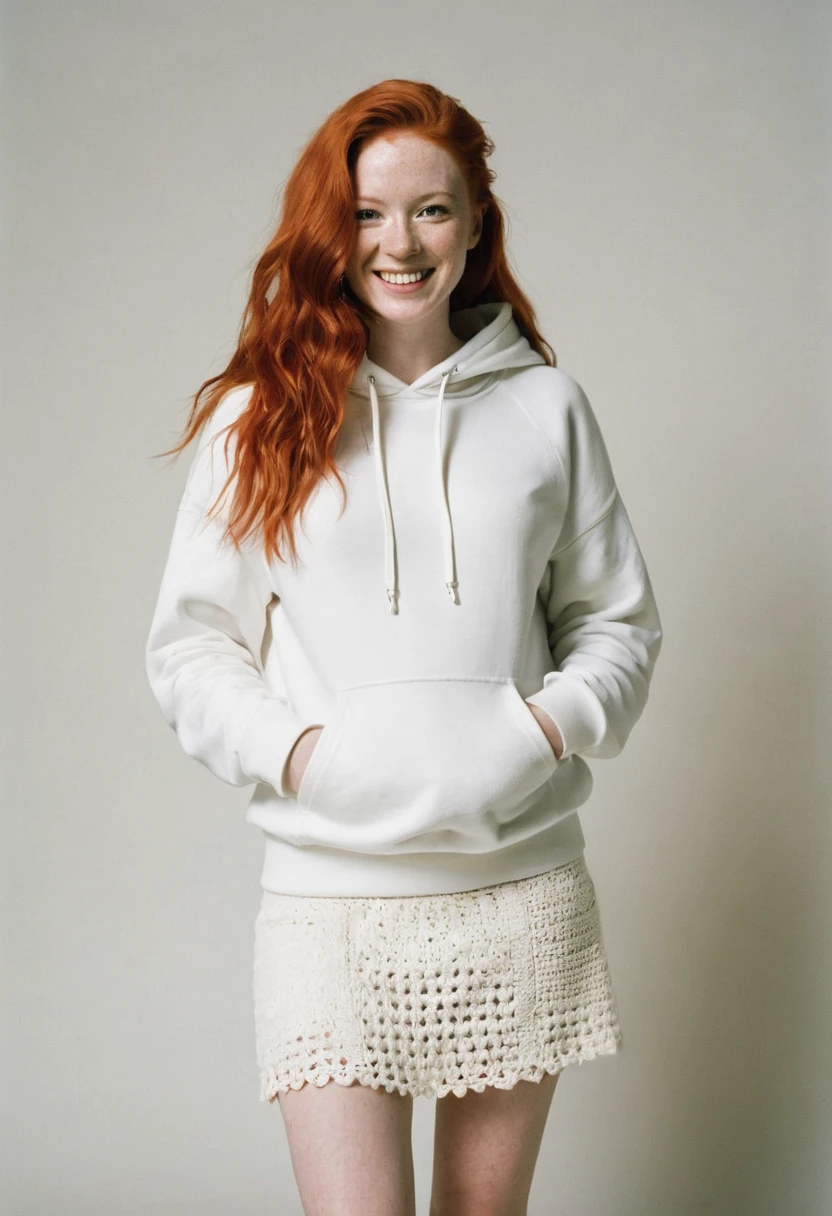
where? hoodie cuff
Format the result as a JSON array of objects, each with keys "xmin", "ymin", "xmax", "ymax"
[
  {"xmin": 524, "ymin": 677, "xmax": 607, "ymax": 761},
  {"xmin": 237, "ymin": 700, "xmax": 320, "ymax": 799}
]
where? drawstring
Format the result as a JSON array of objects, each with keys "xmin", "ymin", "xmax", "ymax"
[
  {"xmin": 368, "ymin": 372, "xmax": 399, "ymax": 615},
  {"xmin": 435, "ymin": 369, "xmax": 460, "ymax": 606},
  {"xmin": 367, "ymin": 368, "xmax": 460, "ymax": 614}
]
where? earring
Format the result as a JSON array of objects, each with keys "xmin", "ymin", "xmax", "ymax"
[{"xmin": 339, "ymin": 272, "xmax": 350, "ymax": 300}]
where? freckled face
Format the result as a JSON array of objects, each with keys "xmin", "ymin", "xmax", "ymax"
[{"xmin": 345, "ymin": 132, "xmax": 483, "ymax": 323}]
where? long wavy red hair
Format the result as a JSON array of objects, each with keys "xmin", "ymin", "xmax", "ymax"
[{"xmin": 153, "ymin": 78, "xmax": 557, "ymax": 566}]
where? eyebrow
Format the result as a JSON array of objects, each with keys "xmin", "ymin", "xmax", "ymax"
[{"xmin": 355, "ymin": 191, "xmax": 455, "ymax": 204}]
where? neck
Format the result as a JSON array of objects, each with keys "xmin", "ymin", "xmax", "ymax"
[{"xmin": 365, "ymin": 311, "xmax": 464, "ymax": 386}]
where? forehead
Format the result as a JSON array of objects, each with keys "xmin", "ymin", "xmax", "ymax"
[{"xmin": 353, "ymin": 133, "xmax": 463, "ymax": 197}]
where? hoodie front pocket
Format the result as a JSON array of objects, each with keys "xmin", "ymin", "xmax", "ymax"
[{"xmin": 295, "ymin": 677, "xmax": 559, "ymax": 852}]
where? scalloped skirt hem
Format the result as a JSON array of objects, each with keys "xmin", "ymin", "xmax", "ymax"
[
  {"xmin": 258, "ymin": 1034, "xmax": 621, "ymax": 1102},
  {"xmin": 253, "ymin": 855, "xmax": 623, "ymax": 1104}
]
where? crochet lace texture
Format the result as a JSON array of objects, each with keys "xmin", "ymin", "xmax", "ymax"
[{"xmin": 253, "ymin": 856, "xmax": 621, "ymax": 1101}]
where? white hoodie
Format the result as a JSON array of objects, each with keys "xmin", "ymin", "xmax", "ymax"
[{"xmin": 145, "ymin": 302, "xmax": 663, "ymax": 897}]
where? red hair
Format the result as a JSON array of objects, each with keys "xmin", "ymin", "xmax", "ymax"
[{"xmin": 153, "ymin": 79, "xmax": 557, "ymax": 565}]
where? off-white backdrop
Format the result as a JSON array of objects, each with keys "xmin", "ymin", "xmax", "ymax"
[{"xmin": 3, "ymin": 2, "xmax": 830, "ymax": 1213}]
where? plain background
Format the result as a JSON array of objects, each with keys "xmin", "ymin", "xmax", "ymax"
[{"xmin": 3, "ymin": 2, "xmax": 830, "ymax": 1213}]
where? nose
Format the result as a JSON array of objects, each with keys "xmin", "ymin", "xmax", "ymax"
[{"xmin": 383, "ymin": 213, "xmax": 421, "ymax": 260}]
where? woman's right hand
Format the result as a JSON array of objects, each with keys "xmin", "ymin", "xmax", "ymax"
[{"xmin": 284, "ymin": 725, "xmax": 325, "ymax": 797}]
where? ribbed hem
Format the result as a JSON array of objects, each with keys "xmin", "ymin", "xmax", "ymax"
[{"xmin": 257, "ymin": 812, "xmax": 586, "ymax": 898}]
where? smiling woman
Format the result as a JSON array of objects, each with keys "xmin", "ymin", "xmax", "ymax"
[{"xmin": 145, "ymin": 77, "xmax": 663, "ymax": 1216}]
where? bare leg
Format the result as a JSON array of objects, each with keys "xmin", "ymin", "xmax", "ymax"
[
  {"xmin": 429, "ymin": 1071, "xmax": 561, "ymax": 1216},
  {"xmin": 276, "ymin": 1078, "xmax": 416, "ymax": 1216}
]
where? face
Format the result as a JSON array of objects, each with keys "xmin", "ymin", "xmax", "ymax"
[{"xmin": 344, "ymin": 132, "xmax": 483, "ymax": 324}]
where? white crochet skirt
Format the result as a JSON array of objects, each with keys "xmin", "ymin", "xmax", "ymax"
[{"xmin": 253, "ymin": 854, "xmax": 622, "ymax": 1102}]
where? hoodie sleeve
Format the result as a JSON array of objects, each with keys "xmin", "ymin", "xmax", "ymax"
[
  {"xmin": 144, "ymin": 391, "xmax": 317, "ymax": 799},
  {"xmin": 524, "ymin": 378, "xmax": 663, "ymax": 761}
]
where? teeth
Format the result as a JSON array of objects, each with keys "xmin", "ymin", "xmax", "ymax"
[{"xmin": 378, "ymin": 269, "xmax": 430, "ymax": 284}]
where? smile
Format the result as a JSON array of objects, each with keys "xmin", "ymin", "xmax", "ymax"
[{"xmin": 374, "ymin": 268, "xmax": 435, "ymax": 284}]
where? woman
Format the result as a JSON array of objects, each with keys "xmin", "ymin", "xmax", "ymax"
[{"xmin": 146, "ymin": 79, "xmax": 663, "ymax": 1216}]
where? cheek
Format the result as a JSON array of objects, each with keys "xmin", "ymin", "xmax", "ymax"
[{"xmin": 434, "ymin": 226, "xmax": 470, "ymax": 262}]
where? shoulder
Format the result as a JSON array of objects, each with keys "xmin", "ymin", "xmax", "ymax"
[
  {"xmin": 504, "ymin": 364, "xmax": 602, "ymax": 443},
  {"xmin": 183, "ymin": 383, "xmax": 256, "ymax": 510},
  {"xmin": 201, "ymin": 383, "xmax": 256, "ymax": 445},
  {"xmin": 505, "ymin": 364, "xmax": 619, "ymax": 512},
  {"xmin": 192, "ymin": 382, "xmax": 257, "ymax": 465}
]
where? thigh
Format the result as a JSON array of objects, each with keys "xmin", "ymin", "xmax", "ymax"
[
  {"xmin": 430, "ymin": 1072, "xmax": 560, "ymax": 1216},
  {"xmin": 277, "ymin": 1077, "xmax": 416, "ymax": 1216}
]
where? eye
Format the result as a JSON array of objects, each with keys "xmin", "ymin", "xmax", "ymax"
[{"xmin": 354, "ymin": 204, "xmax": 449, "ymax": 221}]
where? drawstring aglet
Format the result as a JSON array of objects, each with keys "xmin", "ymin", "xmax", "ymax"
[
  {"xmin": 446, "ymin": 581, "xmax": 460, "ymax": 605},
  {"xmin": 387, "ymin": 588, "xmax": 399, "ymax": 615}
]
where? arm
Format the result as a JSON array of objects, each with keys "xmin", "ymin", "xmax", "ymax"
[
  {"xmin": 144, "ymin": 394, "xmax": 316, "ymax": 798},
  {"xmin": 524, "ymin": 380, "xmax": 663, "ymax": 761}
]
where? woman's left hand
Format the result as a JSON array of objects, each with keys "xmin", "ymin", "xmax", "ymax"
[{"xmin": 525, "ymin": 701, "xmax": 564, "ymax": 761}]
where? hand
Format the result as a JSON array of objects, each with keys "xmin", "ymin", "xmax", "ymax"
[
  {"xmin": 524, "ymin": 701, "xmax": 564, "ymax": 761},
  {"xmin": 284, "ymin": 725, "xmax": 324, "ymax": 797}
]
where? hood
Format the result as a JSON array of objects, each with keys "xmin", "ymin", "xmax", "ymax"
[{"xmin": 347, "ymin": 301, "xmax": 548, "ymax": 614}]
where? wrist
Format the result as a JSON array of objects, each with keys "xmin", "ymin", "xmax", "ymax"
[{"xmin": 525, "ymin": 701, "xmax": 564, "ymax": 761}]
